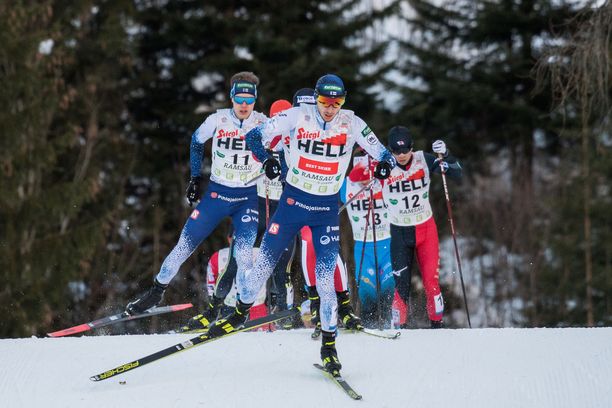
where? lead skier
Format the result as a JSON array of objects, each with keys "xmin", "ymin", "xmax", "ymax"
[
  {"xmin": 125, "ymin": 72, "xmax": 266, "ymax": 315},
  {"xmin": 206, "ymin": 74, "xmax": 396, "ymax": 373}
]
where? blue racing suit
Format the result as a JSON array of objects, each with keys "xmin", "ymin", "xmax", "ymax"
[
  {"xmin": 155, "ymin": 108, "xmax": 266, "ymax": 286},
  {"xmin": 242, "ymin": 104, "xmax": 395, "ymax": 333}
]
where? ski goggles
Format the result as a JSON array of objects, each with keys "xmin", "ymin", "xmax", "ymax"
[
  {"xmin": 233, "ymin": 95, "xmax": 256, "ymax": 105},
  {"xmin": 316, "ymin": 95, "xmax": 345, "ymax": 108},
  {"xmin": 391, "ymin": 147, "xmax": 413, "ymax": 155}
]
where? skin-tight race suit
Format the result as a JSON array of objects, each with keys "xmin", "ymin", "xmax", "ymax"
[
  {"xmin": 242, "ymin": 103, "xmax": 394, "ymax": 333},
  {"xmin": 206, "ymin": 247, "xmax": 268, "ymax": 320},
  {"xmin": 341, "ymin": 157, "xmax": 394, "ymax": 326},
  {"xmin": 381, "ymin": 150, "xmax": 461, "ymax": 323},
  {"xmin": 155, "ymin": 108, "xmax": 266, "ymax": 286}
]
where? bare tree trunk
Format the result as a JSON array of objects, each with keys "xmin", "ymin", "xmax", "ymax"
[{"xmin": 581, "ymin": 116, "xmax": 594, "ymax": 326}]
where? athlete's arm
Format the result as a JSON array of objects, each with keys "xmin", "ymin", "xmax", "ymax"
[
  {"xmin": 424, "ymin": 152, "xmax": 462, "ymax": 180},
  {"xmin": 351, "ymin": 116, "xmax": 396, "ymax": 168},
  {"xmin": 246, "ymin": 108, "xmax": 298, "ymax": 163},
  {"xmin": 190, "ymin": 113, "xmax": 217, "ymax": 177}
]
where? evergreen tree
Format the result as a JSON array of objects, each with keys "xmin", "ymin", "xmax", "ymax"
[
  {"xmin": 393, "ymin": 0, "xmax": 582, "ymax": 327},
  {"xmin": 0, "ymin": 1, "xmax": 135, "ymax": 336}
]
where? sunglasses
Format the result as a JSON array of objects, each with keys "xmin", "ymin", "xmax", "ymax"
[
  {"xmin": 316, "ymin": 95, "xmax": 345, "ymax": 108},
  {"xmin": 392, "ymin": 147, "xmax": 412, "ymax": 155},
  {"xmin": 233, "ymin": 96, "xmax": 256, "ymax": 105}
]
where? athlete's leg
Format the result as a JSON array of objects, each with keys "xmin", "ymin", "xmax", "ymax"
[
  {"xmin": 214, "ymin": 238, "xmax": 237, "ymax": 300},
  {"xmin": 231, "ymin": 201, "xmax": 259, "ymax": 301},
  {"xmin": 377, "ymin": 239, "xmax": 395, "ymax": 325},
  {"xmin": 300, "ymin": 226, "xmax": 317, "ymax": 287},
  {"xmin": 390, "ymin": 224, "xmax": 416, "ymax": 306},
  {"xmin": 415, "ymin": 218, "xmax": 443, "ymax": 322},
  {"xmin": 239, "ymin": 201, "xmax": 302, "ymax": 304},
  {"xmin": 355, "ymin": 242, "xmax": 378, "ymax": 326},
  {"xmin": 309, "ymin": 224, "xmax": 340, "ymax": 333},
  {"xmin": 333, "ymin": 255, "xmax": 348, "ymax": 292},
  {"xmin": 156, "ymin": 191, "xmax": 230, "ymax": 285}
]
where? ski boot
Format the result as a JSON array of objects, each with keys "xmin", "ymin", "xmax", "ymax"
[
  {"xmin": 337, "ymin": 290, "xmax": 363, "ymax": 330},
  {"xmin": 181, "ymin": 295, "xmax": 223, "ymax": 332},
  {"xmin": 206, "ymin": 299, "xmax": 252, "ymax": 338},
  {"xmin": 321, "ymin": 330, "xmax": 342, "ymax": 373},
  {"xmin": 125, "ymin": 279, "xmax": 168, "ymax": 315},
  {"xmin": 430, "ymin": 319, "xmax": 444, "ymax": 329},
  {"xmin": 307, "ymin": 286, "xmax": 322, "ymax": 339}
]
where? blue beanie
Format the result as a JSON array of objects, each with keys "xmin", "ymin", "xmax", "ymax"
[{"xmin": 314, "ymin": 74, "xmax": 346, "ymax": 97}]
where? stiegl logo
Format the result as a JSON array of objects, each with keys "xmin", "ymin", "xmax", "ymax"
[
  {"xmin": 297, "ymin": 128, "xmax": 320, "ymax": 140},
  {"xmin": 217, "ymin": 129, "xmax": 240, "ymax": 138}
]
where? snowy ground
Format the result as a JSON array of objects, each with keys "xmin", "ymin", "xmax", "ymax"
[{"xmin": 1, "ymin": 328, "xmax": 611, "ymax": 408}]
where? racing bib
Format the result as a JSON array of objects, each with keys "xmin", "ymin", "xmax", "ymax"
[
  {"xmin": 286, "ymin": 108, "xmax": 355, "ymax": 195},
  {"xmin": 345, "ymin": 179, "xmax": 391, "ymax": 241},
  {"xmin": 382, "ymin": 151, "xmax": 433, "ymax": 226},
  {"xmin": 211, "ymin": 109, "xmax": 265, "ymax": 187}
]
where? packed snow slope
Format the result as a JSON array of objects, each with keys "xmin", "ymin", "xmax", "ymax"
[{"xmin": 1, "ymin": 327, "xmax": 611, "ymax": 408}]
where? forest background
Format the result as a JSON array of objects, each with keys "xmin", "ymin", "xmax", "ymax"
[{"xmin": 1, "ymin": 0, "xmax": 610, "ymax": 337}]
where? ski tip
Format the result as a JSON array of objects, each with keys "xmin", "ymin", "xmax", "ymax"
[
  {"xmin": 169, "ymin": 303, "xmax": 193, "ymax": 311},
  {"xmin": 47, "ymin": 324, "xmax": 91, "ymax": 338}
]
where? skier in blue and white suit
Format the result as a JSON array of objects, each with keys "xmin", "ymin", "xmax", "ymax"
[
  {"xmin": 207, "ymin": 74, "xmax": 396, "ymax": 373},
  {"xmin": 125, "ymin": 72, "xmax": 267, "ymax": 315}
]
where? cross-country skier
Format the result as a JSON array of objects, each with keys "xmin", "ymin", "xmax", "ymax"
[
  {"xmin": 125, "ymin": 72, "xmax": 266, "ymax": 315},
  {"xmin": 180, "ymin": 98, "xmax": 296, "ymax": 332},
  {"xmin": 381, "ymin": 126, "xmax": 462, "ymax": 328},
  {"xmin": 343, "ymin": 155, "xmax": 395, "ymax": 327},
  {"xmin": 290, "ymin": 88, "xmax": 363, "ymax": 335},
  {"xmin": 206, "ymin": 74, "xmax": 396, "ymax": 373}
]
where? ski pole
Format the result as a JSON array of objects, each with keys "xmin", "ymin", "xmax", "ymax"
[
  {"xmin": 366, "ymin": 157, "xmax": 382, "ymax": 330},
  {"xmin": 355, "ymin": 203, "xmax": 372, "ymax": 291},
  {"xmin": 438, "ymin": 154, "xmax": 471, "ymax": 328},
  {"xmin": 338, "ymin": 178, "xmax": 376, "ymax": 214},
  {"xmin": 243, "ymin": 171, "xmax": 265, "ymax": 186}
]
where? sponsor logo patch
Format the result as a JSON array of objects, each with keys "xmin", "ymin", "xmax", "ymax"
[
  {"xmin": 190, "ymin": 209, "xmax": 200, "ymax": 220},
  {"xmin": 361, "ymin": 126, "xmax": 372, "ymax": 137},
  {"xmin": 298, "ymin": 157, "xmax": 339, "ymax": 175},
  {"xmin": 268, "ymin": 223, "xmax": 280, "ymax": 235},
  {"xmin": 287, "ymin": 198, "xmax": 295, "ymax": 205},
  {"xmin": 211, "ymin": 192, "xmax": 218, "ymax": 198},
  {"xmin": 366, "ymin": 134, "xmax": 377, "ymax": 145}
]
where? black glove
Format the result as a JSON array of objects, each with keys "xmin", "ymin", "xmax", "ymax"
[
  {"xmin": 185, "ymin": 176, "xmax": 202, "ymax": 206},
  {"xmin": 263, "ymin": 158, "xmax": 282, "ymax": 180},
  {"xmin": 373, "ymin": 161, "xmax": 392, "ymax": 179}
]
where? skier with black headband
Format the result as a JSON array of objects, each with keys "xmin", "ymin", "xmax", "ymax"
[{"xmin": 125, "ymin": 72, "xmax": 266, "ymax": 316}]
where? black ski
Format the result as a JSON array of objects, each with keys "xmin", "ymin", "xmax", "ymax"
[
  {"xmin": 313, "ymin": 363, "xmax": 362, "ymax": 400},
  {"xmin": 342, "ymin": 327, "xmax": 401, "ymax": 340},
  {"xmin": 47, "ymin": 303, "xmax": 193, "ymax": 338},
  {"xmin": 90, "ymin": 308, "xmax": 299, "ymax": 382}
]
